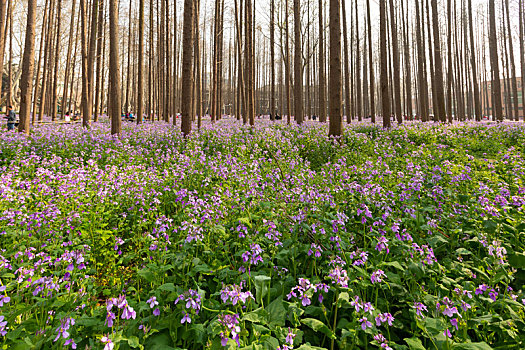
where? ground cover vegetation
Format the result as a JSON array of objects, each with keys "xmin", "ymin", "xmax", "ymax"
[{"xmin": 0, "ymin": 120, "xmax": 524, "ymax": 350}]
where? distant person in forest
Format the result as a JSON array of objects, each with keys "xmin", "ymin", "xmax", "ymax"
[{"xmin": 4, "ymin": 106, "xmax": 16, "ymax": 131}]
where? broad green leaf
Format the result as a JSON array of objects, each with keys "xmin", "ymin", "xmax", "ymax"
[
  {"xmin": 404, "ymin": 337, "xmax": 426, "ymax": 350},
  {"xmin": 301, "ymin": 318, "xmax": 336, "ymax": 339},
  {"xmin": 451, "ymin": 342, "xmax": 493, "ymax": 350}
]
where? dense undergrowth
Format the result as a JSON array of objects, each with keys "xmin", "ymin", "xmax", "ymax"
[{"xmin": 0, "ymin": 119, "xmax": 524, "ymax": 350}]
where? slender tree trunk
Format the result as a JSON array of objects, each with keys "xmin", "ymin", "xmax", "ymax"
[
  {"xmin": 137, "ymin": 0, "xmax": 144, "ymax": 124},
  {"xmin": 401, "ymin": 0, "xmax": 412, "ymax": 119},
  {"xmin": 32, "ymin": 0, "xmax": 49, "ymax": 123},
  {"xmin": 328, "ymin": 0, "xmax": 342, "ymax": 136},
  {"xmin": 518, "ymin": 0, "xmax": 525, "ymax": 122},
  {"xmin": 18, "ymin": 0, "xmax": 38, "ymax": 135},
  {"xmin": 489, "ymin": 0, "xmax": 503, "ymax": 121},
  {"xmin": 380, "ymin": 0, "xmax": 391, "ymax": 128},
  {"xmin": 366, "ymin": 0, "xmax": 375, "ymax": 122},
  {"xmin": 109, "ymin": 0, "xmax": 121, "ymax": 135},
  {"xmin": 415, "ymin": 0, "xmax": 428, "ymax": 121},
  {"xmin": 341, "ymin": 0, "xmax": 351, "ymax": 123},
  {"xmin": 318, "ymin": 0, "xmax": 326, "ymax": 122},
  {"xmin": 80, "ymin": 0, "xmax": 89, "ymax": 126},
  {"xmin": 0, "ymin": 0, "xmax": 8, "ymax": 110},
  {"xmin": 354, "ymin": 0, "xmax": 362, "ymax": 121},
  {"xmin": 388, "ymin": 0, "xmax": 402, "ymax": 123},
  {"xmin": 94, "ymin": 0, "xmax": 104, "ymax": 121},
  {"xmin": 504, "ymin": 0, "xmax": 518, "ymax": 120},
  {"xmin": 181, "ymin": 0, "xmax": 194, "ymax": 135},
  {"xmin": 270, "ymin": 0, "xmax": 275, "ymax": 120},
  {"xmin": 431, "ymin": 0, "xmax": 446, "ymax": 122},
  {"xmin": 293, "ymin": 0, "xmax": 303, "ymax": 124},
  {"xmin": 446, "ymin": 0, "xmax": 453, "ymax": 123},
  {"xmin": 284, "ymin": 0, "xmax": 291, "ymax": 124},
  {"xmin": 51, "ymin": 0, "xmax": 62, "ymax": 121}
]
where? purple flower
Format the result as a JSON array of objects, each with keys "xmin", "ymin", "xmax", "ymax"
[
  {"xmin": 442, "ymin": 306, "xmax": 459, "ymax": 318},
  {"xmin": 375, "ymin": 236, "xmax": 390, "ymax": 254},
  {"xmin": 0, "ymin": 295, "xmax": 10, "ymax": 307},
  {"xmin": 413, "ymin": 302, "xmax": 428, "ymax": 317},
  {"xmin": 359, "ymin": 317, "xmax": 373, "ymax": 330},
  {"xmin": 101, "ymin": 335, "xmax": 114, "ymax": 350},
  {"xmin": 375, "ymin": 313, "xmax": 394, "ymax": 327},
  {"xmin": 285, "ymin": 328, "xmax": 296, "ymax": 345},
  {"xmin": 0, "ymin": 315, "xmax": 8, "ymax": 336},
  {"xmin": 54, "ymin": 317, "xmax": 75, "ymax": 342},
  {"xmin": 181, "ymin": 312, "xmax": 192, "ymax": 324},
  {"xmin": 450, "ymin": 318, "xmax": 458, "ymax": 330},
  {"xmin": 371, "ymin": 269, "xmax": 386, "ymax": 284},
  {"xmin": 65, "ymin": 339, "xmax": 77, "ymax": 349},
  {"xmin": 444, "ymin": 329, "xmax": 452, "ymax": 338},
  {"xmin": 105, "ymin": 312, "xmax": 116, "ymax": 327},
  {"xmin": 122, "ymin": 305, "xmax": 136, "ymax": 320},
  {"xmin": 153, "ymin": 308, "xmax": 160, "ymax": 316},
  {"xmin": 147, "ymin": 296, "xmax": 159, "ymax": 308}
]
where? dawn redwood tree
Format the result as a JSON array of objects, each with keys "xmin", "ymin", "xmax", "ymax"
[
  {"xmin": 520, "ymin": 0, "xmax": 525, "ymax": 121},
  {"xmin": 0, "ymin": 0, "xmax": 7, "ymax": 107},
  {"xmin": 270, "ymin": 0, "xmax": 275, "ymax": 120},
  {"xmin": 431, "ymin": 0, "xmax": 446, "ymax": 122},
  {"xmin": 389, "ymin": 0, "xmax": 401, "ymax": 124},
  {"xmin": 181, "ymin": 0, "xmax": 194, "ymax": 136},
  {"xmin": 18, "ymin": 0, "xmax": 38, "ymax": 135},
  {"xmin": 468, "ymin": 0, "xmax": 481, "ymax": 121},
  {"xmin": 328, "ymin": 0, "xmax": 342, "ymax": 137},
  {"xmin": 488, "ymin": 0, "xmax": 503, "ymax": 121},
  {"xmin": 380, "ymin": 0, "xmax": 391, "ymax": 128},
  {"xmin": 137, "ymin": 0, "xmax": 145, "ymax": 124},
  {"xmin": 504, "ymin": 0, "xmax": 518, "ymax": 120},
  {"xmin": 318, "ymin": 0, "xmax": 326, "ymax": 122},
  {"xmin": 51, "ymin": 0, "xmax": 62, "ymax": 121},
  {"xmin": 109, "ymin": 0, "xmax": 122, "ymax": 135},
  {"xmin": 293, "ymin": 0, "xmax": 303, "ymax": 124},
  {"xmin": 415, "ymin": 0, "xmax": 429, "ymax": 122},
  {"xmin": 366, "ymin": 0, "xmax": 375, "ymax": 123}
]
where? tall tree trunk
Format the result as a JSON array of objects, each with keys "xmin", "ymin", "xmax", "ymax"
[
  {"xmin": 401, "ymin": 0, "xmax": 412, "ymax": 119},
  {"xmin": 318, "ymin": 0, "xmax": 326, "ymax": 122},
  {"xmin": 109, "ymin": 0, "xmax": 121, "ymax": 135},
  {"xmin": 81, "ymin": 0, "xmax": 90, "ymax": 126},
  {"xmin": 125, "ymin": 0, "xmax": 132, "ymax": 114},
  {"xmin": 32, "ymin": 0, "xmax": 50, "ymax": 123},
  {"xmin": 181, "ymin": 0, "xmax": 194, "ymax": 135},
  {"xmin": 270, "ymin": 0, "xmax": 275, "ymax": 120},
  {"xmin": 467, "ymin": 0, "xmax": 481, "ymax": 121},
  {"xmin": 389, "ymin": 0, "xmax": 402, "ymax": 123},
  {"xmin": 366, "ymin": 0, "xmax": 375, "ymax": 122},
  {"xmin": 341, "ymin": 0, "xmax": 351, "ymax": 123},
  {"xmin": 18, "ymin": 0, "xmax": 38, "ymax": 135},
  {"xmin": 94, "ymin": 0, "xmax": 103, "ymax": 121},
  {"xmin": 446, "ymin": 0, "xmax": 453, "ymax": 123},
  {"xmin": 61, "ymin": 0, "xmax": 76, "ymax": 121},
  {"xmin": 137, "ymin": 0, "xmax": 144, "ymax": 124},
  {"xmin": 489, "ymin": 0, "xmax": 503, "ymax": 121},
  {"xmin": 415, "ymin": 0, "xmax": 428, "ymax": 121},
  {"xmin": 51, "ymin": 0, "xmax": 62, "ymax": 121},
  {"xmin": 380, "ymin": 0, "xmax": 391, "ymax": 128},
  {"xmin": 354, "ymin": 0, "xmax": 362, "ymax": 121},
  {"xmin": 293, "ymin": 0, "xmax": 303, "ymax": 124},
  {"xmin": 518, "ymin": 0, "xmax": 525, "ymax": 122},
  {"xmin": 284, "ymin": 0, "xmax": 291, "ymax": 124},
  {"xmin": 431, "ymin": 0, "xmax": 446, "ymax": 122},
  {"xmin": 0, "ymin": 0, "xmax": 8, "ymax": 110},
  {"xmin": 504, "ymin": 0, "xmax": 518, "ymax": 120},
  {"xmin": 328, "ymin": 0, "xmax": 342, "ymax": 136}
]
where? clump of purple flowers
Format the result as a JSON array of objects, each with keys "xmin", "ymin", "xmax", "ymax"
[
  {"xmin": 374, "ymin": 333, "xmax": 393, "ymax": 350},
  {"xmin": 287, "ymin": 278, "xmax": 330, "ymax": 306},
  {"xmin": 218, "ymin": 313, "xmax": 241, "ymax": 346},
  {"xmin": 174, "ymin": 289, "xmax": 202, "ymax": 324},
  {"xmin": 147, "ymin": 296, "xmax": 160, "ymax": 316},
  {"xmin": 54, "ymin": 317, "xmax": 76, "ymax": 348},
  {"xmin": 370, "ymin": 269, "xmax": 386, "ymax": 284},
  {"xmin": 307, "ymin": 243, "xmax": 323, "ymax": 258},
  {"xmin": 105, "ymin": 295, "xmax": 136, "ymax": 327},
  {"xmin": 0, "ymin": 315, "xmax": 8, "ymax": 336},
  {"xmin": 220, "ymin": 281, "xmax": 253, "ymax": 305},
  {"xmin": 241, "ymin": 244, "xmax": 264, "ymax": 266}
]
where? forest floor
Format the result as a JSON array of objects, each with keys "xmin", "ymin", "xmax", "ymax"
[{"xmin": 0, "ymin": 119, "xmax": 524, "ymax": 350}]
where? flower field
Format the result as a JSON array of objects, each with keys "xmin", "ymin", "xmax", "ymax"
[{"xmin": 0, "ymin": 120, "xmax": 524, "ymax": 350}]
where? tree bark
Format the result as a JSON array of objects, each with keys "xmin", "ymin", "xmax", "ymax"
[
  {"xmin": 109, "ymin": 0, "xmax": 122, "ymax": 135},
  {"xmin": 18, "ymin": 0, "xmax": 38, "ymax": 135},
  {"xmin": 489, "ymin": 0, "xmax": 503, "ymax": 121},
  {"xmin": 293, "ymin": 0, "xmax": 303, "ymax": 124},
  {"xmin": 137, "ymin": 0, "xmax": 144, "ymax": 124},
  {"xmin": 318, "ymin": 0, "xmax": 326, "ymax": 122},
  {"xmin": 380, "ymin": 0, "xmax": 391, "ymax": 128},
  {"xmin": 328, "ymin": 0, "xmax": 342, "ymax": 136},
  {"xmin": 431, "ymin": 0, "xmax": 446, "ymax": 122},
  {"xmin": 366, "ymin": 0, "xmax": 375, "ymax": 122},
  {"xmin": 181, "ymin": 0, "xmax": 194, "ymax": 135}
]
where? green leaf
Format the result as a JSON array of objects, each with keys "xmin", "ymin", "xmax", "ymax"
[
  {"xmin": 404, "ymin": 338, "xmax": 426, "ymax": 350},
  {"xmin": 301, "ymin": 318, "xmax": 336, "ymax": 339},
  {"xmin": 267, "ymin": 297, "xmax": 286, "ymax": 327},
  {"xmin": 451, "ymin": 342, "xmax": 493, "ymax": 350},
  {"xmin": 508, "ymin": 252, "xmax": 525, "ymax": 269},
  {"xmin": 381, "ymin": 261, "xmax": 405, "ymax": 271},
  {"xmin": 138, "ymin": 268, "xmax": 155, "ymax": 282},
  {"xmin": 254, "ymin": 275, "xmax": 271, "ymax": 304},
  {"xmin": 296, "ymin": 344, "xmax": 328, "ymax": 350},
  {"xmin": 243, "ymin": 307, "xmax": 269, "ymax": 324},
  {"xmin": 128, "ymin": 336, "xmax": 143, "ymax": 349},
  {"xmin": 158, "ymin": 283, "xmax": 176, "ymax": 292},
  {"xmin": 483, "ymin": 220, "xmax": 498, "ymax": 234}
]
